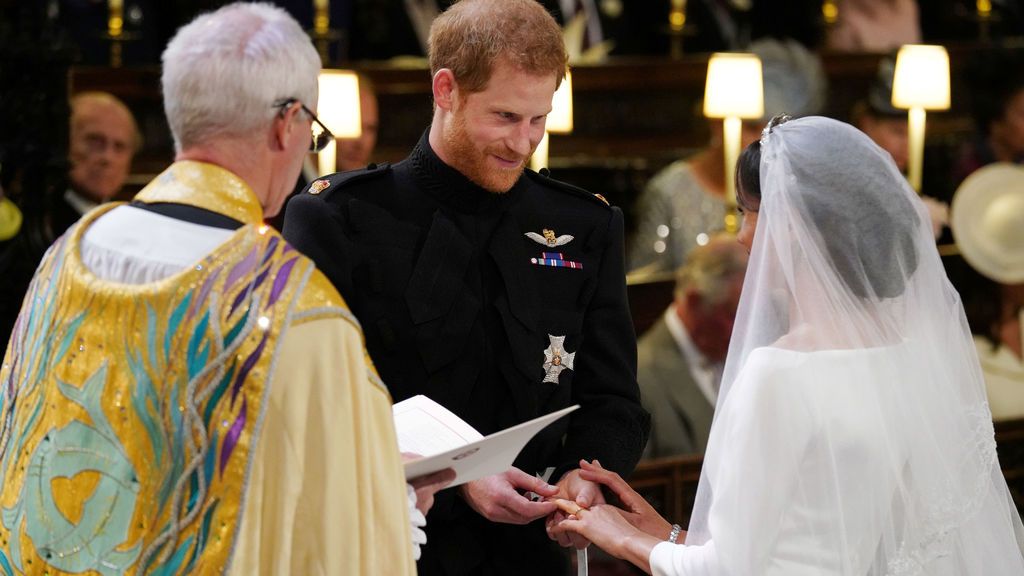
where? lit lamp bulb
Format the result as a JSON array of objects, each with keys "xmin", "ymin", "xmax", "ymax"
[
  {"xmin": 891, "ymin": 44, "xmax": 950, "ymax": 193},
  {"xmin": 108, "ymin": 0, "xmax": 124, "ymax": 37},
  {"xmin": 977, "ymin": 0, "xmax": 992, "ymax": 18},
  {"xmin": 822, "ymin": 0, "xmax": 838, "ymax": 25},
  {"xmin": 703, "ymin": 53, "xmax": 763, "ymax": 233},
  {"xmin": 316, "ymin": 70, "xmax": 362, "ymax": 174},
  {"xmin": 669, "ymin": 0, "xmax": 687, "ymax": 32},
  {"xmin": 531, "ymin": 71, "xmax": 574, "ymax": 172},
  {"xmin": 314, "ymin": 0, "xmax": 330, "ymax": 35}
]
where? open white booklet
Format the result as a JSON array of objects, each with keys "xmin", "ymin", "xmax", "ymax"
[{"xmin": 393, "ymin": 395, "xmax": 579, "ymax": 487}]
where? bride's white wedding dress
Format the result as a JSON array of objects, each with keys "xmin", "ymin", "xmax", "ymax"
[
  {"xmin": 654, "ymin": 117, "xmax": 1024, "ymax": 576},
  {"xmin": 652, "ymin": 343, "xmax": 1019, "ymax": 575}
]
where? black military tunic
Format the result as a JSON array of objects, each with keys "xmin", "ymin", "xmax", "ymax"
[{"xmin": 283, "ymin": 132, "xmax": 649, "ymax": 575}]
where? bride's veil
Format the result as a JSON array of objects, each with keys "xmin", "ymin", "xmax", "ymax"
[{"xmin": 683, "ymin": 116, "xmax": 1024, "ymax": 574}]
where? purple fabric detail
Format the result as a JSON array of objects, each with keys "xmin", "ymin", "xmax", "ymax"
[
  {"xmin": 219, "ymin": 397, "xmax": 247, "ymax": 477},
  {"xmin": 267, "ymin": 258, "xmax": 298, "ymax": 308},
  {"xmin": 229, "ymin": 287, "xmax": 248, "ymax": 318},
  {"xmin": 230, "ymin": 332, "xmax": 267, "ymax": 406},
  {"xmin": 283, "ymin": 244, "xmax": 296, "ymax": 255},
  {"xmin": 260, "ymin": 236, "xmax": 280, "ymax": 266},
  {"xmin": 252, "ymin": 265, "xmax": 270, "ymax": 291},
  {"xmin": 228, "ymin": 266, "xmax": 270, "ymax": 317},
  {"xmin": 189, "ymin": 268, "xmax": 222, "ymax": 320},
  {"xmin": 225, "ymin": 248, "xmax": 258, "ymax": 293}
]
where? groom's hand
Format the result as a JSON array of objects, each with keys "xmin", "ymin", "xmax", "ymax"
[{"xmin": 459, "ymin": 468, "xmax": 558, "ymax": 524}]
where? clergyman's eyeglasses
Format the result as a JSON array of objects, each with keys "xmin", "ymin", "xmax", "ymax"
[{"xmin": 272, "ymin": 98, "xmax": 334, "ymax": 153}]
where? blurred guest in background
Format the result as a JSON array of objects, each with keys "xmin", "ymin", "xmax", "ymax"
[
  {"xmin": 336, "ymin": 74, "xmax": 380, "ymax": 171},
  {"xmin": 0, "ymin": 176, "xmax": 34, "ymax": 349},
  {"xmin": 954, "ymin": 50, "xmax": 1024, "ymax": 186},
  {"xmin": 349, "ymin": 0, "xmax": 446, "ymax": 60},
  {"xmin": 951, "ymin": 163, "xmax": 1024, "ymax": 421},
  {"xmin": 1, "ymin": 92, "xmax": 140, "ymax": 348},
  {"xmin": 852, "ymin": 54, "xmax": 948, "ymax": 238},
  {"xmin": 540, "ymin": 0, "xmax": 668, "ymax": 57},
  {"xmin": 851, "ymin": 56, "xmax": 908, "ymax": 172},
  {"xmin": 825, "ymin": 0, "xmax": 921, "ymax": 52},
  {"xmin": 55, "ymin": 91, "xmax": 140, "ymax": 239},
  {"xmin": 628, "ymin": 38, "xmax": 826, "ymax": 275},
  {"xmin": 639, "ymin": 234, "xmax": 747, "ymax": 459}
]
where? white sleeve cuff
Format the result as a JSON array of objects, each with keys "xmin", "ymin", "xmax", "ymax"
[
  {"xmin": 649, "ymin": 540, "xmax": 717, "ymax": 576},
  {"xmin": 407, "ymin": 484, "xmax": 427, "ymax": 560}
]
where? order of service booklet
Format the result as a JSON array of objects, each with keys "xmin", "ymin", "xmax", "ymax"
[{"xmin": 393, "ymin": 395, "xmax": 579, "ymax": 487}]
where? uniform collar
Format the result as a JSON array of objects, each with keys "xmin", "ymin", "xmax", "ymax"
[
  {"xmin": 409, "ymin": 130, "xmax": 521, "ymax": 214},
  {"xmin": 133, "ymin": 160, "xmax": 264, "ymax": 226}
]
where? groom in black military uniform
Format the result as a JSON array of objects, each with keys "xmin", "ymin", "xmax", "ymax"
[{"xmin": 283, "ymin": 0, "xmax": 648, "ymax": 573}]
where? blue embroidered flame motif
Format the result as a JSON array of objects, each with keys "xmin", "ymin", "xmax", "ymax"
[{"xmin": 1, "ymin": 363, "xmax": 141, "ymax": 575}]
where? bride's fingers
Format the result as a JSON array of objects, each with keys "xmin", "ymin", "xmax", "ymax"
[
  {"xmin": 578, "ymin": 470, "xmax": 649, "ymax": 513},
  {"xmin": 547, "ymin": 516, "xmax": 584, "ymax": 537},
  {"xmin": 550, "ymin": 497, "xmax": 586, "ymax": 516},
  {"xmin": 578, "ymin": 466, "xmax": 619, "ymax": 486}
]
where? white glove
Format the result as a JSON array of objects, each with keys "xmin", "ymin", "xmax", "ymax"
[{"xmin": 407, "ymin": 483, "xmax": 427, "ymax": 560}]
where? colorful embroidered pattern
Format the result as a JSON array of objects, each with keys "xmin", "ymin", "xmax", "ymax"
[
  {"xmin": 0, "ymin": 201, "xmax": 312, "ymax": 574},
  {"xmin": 530, "ymin": 252, "xmax": 583, "ymax": 269}
]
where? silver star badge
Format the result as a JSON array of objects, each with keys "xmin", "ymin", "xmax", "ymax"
[
  {"xmin": 525, "ymin": 228, "xmax": 574, "ymax": 247},
  {"xmin": 542, "ymin": 334, "xmax": 576, "ymax": 384}
]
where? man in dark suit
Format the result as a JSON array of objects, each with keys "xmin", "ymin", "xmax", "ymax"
[
  {"xmin": 52, "ymin": 92, "xmax": 139, "ymax": 239},
  {"xmin": 283, "ymin": 0, "xmax": 648, "ymax": 573},
  {"xmin": 540, "ymin": 0, "xmax": 669, "ymax": 56},
  {"xmin": 638, "ymin": 234, "xmax": 746, "ymax": 458}
]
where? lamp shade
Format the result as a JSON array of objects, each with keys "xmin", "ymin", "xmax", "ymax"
[
  {"xmin": 891, "ymin": 45, "xmax": 950, "ymax": 111},
  {"xmin": 703, "ymin": 53, "xmax": 764, "ymax": 119},
  {"xmin": 317, "ymin": 69, "xmax": 362, "ymax": 139},
  {"xmin": 547, "ymin": 71, "xmax": 573, "ymax": 134}
]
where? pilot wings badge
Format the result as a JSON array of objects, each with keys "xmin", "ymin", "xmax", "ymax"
[{"xmin": 525, "ymin": 228, "xmax": 574, "ymax": 247}]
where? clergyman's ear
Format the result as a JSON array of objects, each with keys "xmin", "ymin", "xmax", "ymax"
[{"xmin": 272, "ymin": 103, "xmax": 298, "ymax": 151}]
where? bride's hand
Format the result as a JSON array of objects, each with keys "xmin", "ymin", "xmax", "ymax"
[
  {"xmin": 577, "ymin": 459, "xmax": 675, "ymax": 541},
  {"xmin": 549, "ymin": 503, "xmax": 638, "ymax": 554},
  {"xmin": 549, "ymin": 504, "xmax": 662, "ymax": 569}
]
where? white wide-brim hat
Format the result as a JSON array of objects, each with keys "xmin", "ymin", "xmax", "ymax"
[{"xmin": 951, "ymin": 163, "xmax": 1024, "ymax": 284}]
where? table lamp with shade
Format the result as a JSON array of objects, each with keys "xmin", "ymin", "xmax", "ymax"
[
  {"xmin": 891, "ymin": 44, "xmax": 950, "ymax": 193},
  {"xmin": 316, "ymin": 70, "xmax": 362, "ymax": 174},
  {"xmin": 703, "ymin": 52, "xmax": 764, "ymax": 233},
  {"xmin": 530, "ymin": 71, "xmax": 574, "ymax": 172}
]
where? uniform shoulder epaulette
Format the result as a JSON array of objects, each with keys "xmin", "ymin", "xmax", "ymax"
[
  {"xmin": 306, "ymin": 162, "xmax": 392, "ymax": 199},
  {"xmin": 525, "ymin": 168, "xmax": 610, "ymax": 208}
]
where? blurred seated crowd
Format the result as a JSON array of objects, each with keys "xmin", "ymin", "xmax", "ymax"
[{"xmin": 1, "ymin": 0, "xmax": 1023, "ymax": 464}]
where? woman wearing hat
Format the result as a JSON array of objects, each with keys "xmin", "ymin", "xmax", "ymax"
[
  {"xmin": 951, "ymin": 163, "xmax": 1024, "ymax": 421},
  {"xmin": 550, "ymin": 116, "xmax": 1024, "ymax": 575}
]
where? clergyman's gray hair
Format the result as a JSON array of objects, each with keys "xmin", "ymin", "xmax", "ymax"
[
  {"xmin": 161, "ymin": 2, "xmax": 320, "ymax": 152},
  {"xmin": 674, "ymin": 234, "xmax": 748, "ymax": 309}
]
